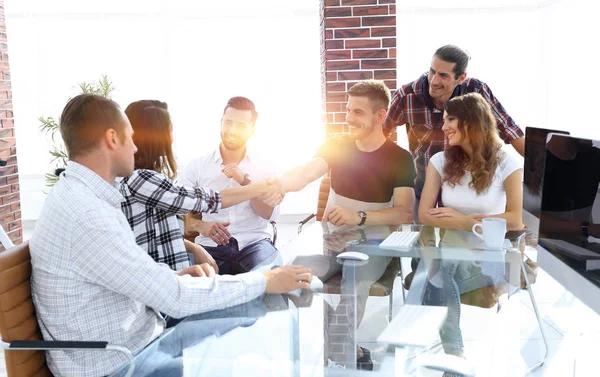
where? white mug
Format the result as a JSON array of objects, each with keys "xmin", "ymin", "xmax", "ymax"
[{"xmin": 472, "ymin": 218, "xmax": 507, "ymax": 249}]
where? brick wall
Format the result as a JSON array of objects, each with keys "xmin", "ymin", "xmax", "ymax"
[
  {"xmin": 320, "ymin": 0, "xmax": 396, "ymax": 137},
  {"xmin": 0, "ymin": 0, "xmax": 22, "ymax": 251}
]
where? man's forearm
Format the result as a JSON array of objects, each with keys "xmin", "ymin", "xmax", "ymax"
[
  {"xmin": 250, "ymin": 198, "xmax": 275, "ymax": 220},
  {"xmin": 281, "ymin": 168, "xmax": 311, "ymax": 193},
  {"xmin": 364, "ymin": 207, "xmax": 413, "ymax": 226},
  {"xmin": 510, "ymin": 137, "xmax": 525, "ymax": 157}
]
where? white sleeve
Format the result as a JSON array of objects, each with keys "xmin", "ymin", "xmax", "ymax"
[
  {"xmin": 72, "ymin": 209, "xmax": 266, "ymax": 319},
  {"xmin": 429, "ymin": 152, "xmax": 445, "ymax": 175},
  {"xmin": 500, "ymin": 151, "xmax": 523, "ymax": 181},
  {"xmin": 179, "ymin": 159, "xmax": 199, "ymax": 188}
]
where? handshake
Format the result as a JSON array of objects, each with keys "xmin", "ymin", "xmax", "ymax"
[
  {"xmin": 221, "ymin": 163, "xmax": 286, "ymax": 208},
  {"xmin": 256, "ymin": 177, "xmax": 285, "ymax": 207}
]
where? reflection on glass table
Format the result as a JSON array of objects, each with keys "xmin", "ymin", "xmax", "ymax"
[{"xmin": 110, "ymin": 222, "xmax": 541, "ymax": 377}]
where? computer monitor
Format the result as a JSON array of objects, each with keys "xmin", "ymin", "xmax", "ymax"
[
  {"xmin": 522, "ymin": 127, "xmax": 570, "ymax": 232},
  {"xmin": 538, "ymin": 134, "xmax": 600, "ymax": 280}
]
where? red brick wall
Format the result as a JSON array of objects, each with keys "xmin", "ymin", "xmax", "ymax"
[
  {"xmin": 319, "ymin": 1, "xmax": 397, "ymax": 361},
  {"xmin": 0, "ymin": 0, "xmax": 22, "ymax": 251},
  {"xmin": 320, "ymin": 0, "xmax": 396, "ymax": 137}
]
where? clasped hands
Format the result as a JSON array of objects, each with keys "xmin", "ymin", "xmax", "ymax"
[{"xmin": 221, "ymin": 163, "xmax": 284, "ymax": 207}]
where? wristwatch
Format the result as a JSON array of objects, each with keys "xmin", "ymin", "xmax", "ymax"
[
  {"xmin": 357, "ymin": 211, "xmax": 367, "ymax": 226},
  {"xmin": 582, "ymin": 221, "xmax": 590, "ymax": 237},
  {"xmin": 241, "ymin": 173, "xmax": 251, "ymax": 186}
]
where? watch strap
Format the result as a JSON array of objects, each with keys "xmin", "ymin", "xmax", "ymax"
[{"xmin": 357, "ymin": 211, "xmax": 367, "ymax": 226}]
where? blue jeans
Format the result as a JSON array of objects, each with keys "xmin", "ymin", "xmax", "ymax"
[
  {"xmin": 202, "ymin": 238, "xmax": 282, "ymax": 275},
  {"xmin": 423, "ymin": 259, "xmax": 508, "ymax": 356}
]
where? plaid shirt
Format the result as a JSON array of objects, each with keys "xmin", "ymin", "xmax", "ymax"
[
  {"xmin": 384, "ymin": 73, "xmax": 524, "ymax": 197},
  {"xmin": 119, "ymin": 169, "xmax": 222, "ymax": 270},
  {"xmin": 30, "ymin": 162, "xmax": 266, "ymax": 377}
]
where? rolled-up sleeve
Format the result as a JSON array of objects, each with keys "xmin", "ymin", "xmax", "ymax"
[
  {"xmin": 125, "ymin": 170, "xmax": 222, "ymax": 215},
  {"xmin": 384, "ymin": 89, "xmax": 407, "ymax": 133}
]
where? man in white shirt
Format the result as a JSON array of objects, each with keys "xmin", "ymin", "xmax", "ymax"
[
  {"xmin": 181, "ymin": 96, "xmax": 283, "ymax": 275},
  {"xmin": 29, "ymin": 94, "xmax": 312, "ymax": 377}
]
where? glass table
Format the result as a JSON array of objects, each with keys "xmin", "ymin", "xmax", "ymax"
[{"xmin": 110, "ymin": 222, "xmax": 544, "ymax": 377}]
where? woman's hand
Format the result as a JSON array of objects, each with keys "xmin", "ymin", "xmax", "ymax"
[
  {"xmin": 428, "ymin": 207, "xmax": 483, "ymax": 230},
  {"xmin": 428, "ymin": 207, "xmax": 464, "ymax": 219},
  {"xmin": 466, "ymin": 213, "xmax": 485, "ymax": 230},
  {"xmin": 188, "ymin": 243, "xmax": 219, "ymax": 273},
  {"xmin": 197, "ymin": 221, "xmax": 231, "ymax": 246}
]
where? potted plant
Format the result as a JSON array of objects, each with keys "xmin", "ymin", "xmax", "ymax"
[{"xmin": 38, "ymin": 75, "xmax": 115, "ymax": 187}]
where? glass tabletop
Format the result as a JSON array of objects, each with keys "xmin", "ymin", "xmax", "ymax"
[{"xmin": 111, "ymin": 222, "xmax": 529, "ymax": 377}]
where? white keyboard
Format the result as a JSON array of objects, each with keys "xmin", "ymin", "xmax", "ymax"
[{"xmin": 379, "ymin": 231, "xmax": 421, "ymax": 250}]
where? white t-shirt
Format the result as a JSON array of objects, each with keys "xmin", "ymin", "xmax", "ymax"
[{"xmin": 429, "ymin": 149, "xmax": 522, "ymax": 216}]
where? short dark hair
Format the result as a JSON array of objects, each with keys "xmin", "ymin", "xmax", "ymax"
[
  {"xmin": 348, "ymin": 80, "xmax": 391, "ymax": 111},
  {"xmin": 124, "ymin": 100, "xmax": 177, "ymax": 179},
  {"xmin": 59, "ymin": 94, "xmax": 125, "ymax": 159},
  {"xmin": 434, "ymin": 45, "xmax": 471, "ymax": 79},
  {"xmin": 222, "ymin": 96, "xmax": 258, "ymax": 125}
]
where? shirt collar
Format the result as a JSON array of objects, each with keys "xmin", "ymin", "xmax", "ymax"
[
  {"xmin": 415, "ymin": 73, "xmax": 465, "ymax": 111},
  {"xmin": 64, "ymin": 161, "xmax": 125, "ymax": 207},
  {"xmin": 212, "ymin": 145, "xmax": 253, "ymax": 164}
]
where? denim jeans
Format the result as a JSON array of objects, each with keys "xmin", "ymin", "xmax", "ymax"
[
  {"xmin": 203, "ymin": 238, "xmax": 282, "ymax": 275},
  {"xmin": 423, "ymin": 259, "xmax": 508, "ymax": 356}
]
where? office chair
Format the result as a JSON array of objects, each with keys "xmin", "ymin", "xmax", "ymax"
[{"xmin": 0, "ymin": 242, "xmax": 133, "ymax": 377}]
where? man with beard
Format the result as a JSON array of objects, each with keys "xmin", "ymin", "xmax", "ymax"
[
  {"xmin": 384, "ymin": 44, "xmax": 524, "ymax": 210},
  {"xmin": 282, "ymin": 79, "xmax": 416, "ymax": 225},
  {"xmin": 180, "ymin": 96, "xmax": 283, "ymax": 275},
  {"xmin": 280, "ymin": 79, "xmax": 415, "ymax": 369}
]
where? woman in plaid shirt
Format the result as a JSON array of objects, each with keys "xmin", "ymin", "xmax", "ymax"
[{"xmin": 119, "ymin": 100, "xmax": 282, "ymax": 272}]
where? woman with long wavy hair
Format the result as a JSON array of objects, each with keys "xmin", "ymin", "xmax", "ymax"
[{"xmin": 418, "ymin": 92, "xmax": 523, "ymax": 230}]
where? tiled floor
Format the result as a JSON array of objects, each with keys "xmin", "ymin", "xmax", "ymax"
[{"xmin": 3, "ymin": 223, "xmax": 600, "ymax": 376}]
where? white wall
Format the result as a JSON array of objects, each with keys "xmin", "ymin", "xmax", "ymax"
[
  {"xmin": 394, "ymin": 2, "xmax": 544, "ymax": 156},
  {"xmin": 541, "ymin": 0, "xmax": 600, "ymax": 139},
  {"xmin": 8, "ymin": 0, "xmax": 597, "ymax": 221},
  {"xmin": 395, "ymin": 0, "xmax": 599, "ymax": 142},
  {"xmin": 5, "ymin": 0, "xmax": 322, "ymax": 220}
]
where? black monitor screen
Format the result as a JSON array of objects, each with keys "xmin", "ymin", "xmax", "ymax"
[
  {"xmin": 539, "ymin": 134, "xmax": 600, "ymax": 285},
  {"xmin": 523, "ymin": 127, "xmax": 569, "ymax": 222}
]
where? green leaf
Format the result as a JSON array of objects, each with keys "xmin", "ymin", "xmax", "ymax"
[
  {"xmin": 44, "ymin": 172, "xmax": 60, "ymax": 187},
  {"xmin": 41, "ymin": 74, "xmax": 115, "ymax": 191},
  {"xmin": 38, "ymin": 116, "xmax": 60, "ymax": 140},
  {"xmin": 98, "ymin": 74, "xmax": 115, "ymax": 98},
  {"xmin": 49, "ymin": 146, "xmax": 68, "ymax": 164}
]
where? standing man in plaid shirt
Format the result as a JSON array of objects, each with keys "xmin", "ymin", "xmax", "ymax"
[{"xmin": 384, "ymin": 44, "xmax": 525, "ymax": 208}]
